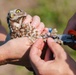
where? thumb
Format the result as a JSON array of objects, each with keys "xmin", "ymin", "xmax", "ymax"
[
  {"xmin": 29, "ymin": 39, "xmax": 45, "ymax": 68},
  {"xmin": 47, "ymin": 38, "xmax": 67, "ymax": 60}
]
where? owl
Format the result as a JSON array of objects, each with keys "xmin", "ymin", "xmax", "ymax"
[
  {"xmin": 7, "ymin": 9, "xmax": 63, "ymax": 44},
  {"xmin": 7, "ymin": 9, "xmax": 41, "ymax": 43}
]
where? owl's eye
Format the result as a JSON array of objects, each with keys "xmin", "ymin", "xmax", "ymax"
[
  {"xmin": 10, "ymin": 13, "xmax": 15, "ymax": 18},
  {"xmin": 16, "ymin": 9, "xmax": 21, "ymax": 13}
]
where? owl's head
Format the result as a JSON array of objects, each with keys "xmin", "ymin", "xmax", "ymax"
[
  {"xmin": 7, "ymin": 9, "xmax": 27, "ymax": 28},
  {"xmin": 7, "ymin": 9, "xmax": 25, "ymax": 21}
]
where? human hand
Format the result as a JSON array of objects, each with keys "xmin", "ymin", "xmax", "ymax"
[
  {"xmin": 0, "ymin": 37, "xmax": 33, "ymax": 69},
  {"xmin": 0, "ymin": 14, "xmax": 46, "ymax": 70},
  {"xmin": 64, "ymin": 13, "xmax": 76, "ymax": 50},
  {"xmin": 30, "ymin": 38, "xmax": 76, "ymax": 75}
]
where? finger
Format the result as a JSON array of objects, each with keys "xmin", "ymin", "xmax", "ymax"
[
  {"xmin": 36, "ymin": 22, "xmax": 45, "ymax": 34},
  {"xmin": 44, "ymin": 48, "xmax": 53, "ymax": 61},
  {"xmin": 42, "ymin": 28, "xmax": 48, "ymax": 34},
  {"xmin": 30, "ymin": 39, "xmax": 45, "ymax": 67},
  {"xmin": 31, "ymin": 16, "xmax": 40, "ymax": 28},
  {"xmin": 47, "ymin": 38, "xmax": 67, "ymax": 60},
  {"xmin": 23, "ymin": 15, "xmax": 32, "ymax": 24},
  {"xmin": 44, "ymin": 48, "xmax": 51, "ymax": 61}
]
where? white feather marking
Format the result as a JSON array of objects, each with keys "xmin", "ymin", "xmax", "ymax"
[{"xmin": 13, "ymin": 22, "xmax": 20, "ymax": 28}]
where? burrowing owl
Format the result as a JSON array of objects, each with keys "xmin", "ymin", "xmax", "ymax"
[
  {"xmin": 7, "ymin": 9, "xmax": 63, "ymax": 44},
  {"xmin": 7, "ymin": 9, "xmax": 41, "ymax": 43}
]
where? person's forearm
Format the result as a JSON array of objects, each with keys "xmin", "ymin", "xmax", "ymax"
[{"xmin": 0, "ymin": 45, "xmax": 9, "ymax": 65}]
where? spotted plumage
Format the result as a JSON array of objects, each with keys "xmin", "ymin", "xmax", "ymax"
[
  {"xmin": 7, "ymin": 9, "xmax": 41, "ymax": 43},
  {"xmin": 7, "ymin": 9, "xmax": 63, "ymax": 44}
]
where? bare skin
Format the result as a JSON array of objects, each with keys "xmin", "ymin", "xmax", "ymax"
[
  {"xmin": 0, "ymin": 15, "xmax": 46, "ymax": 70},
  {"xmin": 29, "ymin": 13, "xmax": 76, "ymax": 74},
  {"xmin": 30, "ymin": 38, "xmax": 76, "ymax": 75},
  {"xmin": 0, "ymin": 13, "xmax": 76, "ymax": 75}
]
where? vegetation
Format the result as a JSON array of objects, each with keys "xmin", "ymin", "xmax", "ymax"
[
  {"xmin": 28, "ymin": 0, "xmax": 76, "ymax": 61},
  {"xmin": 28, "ymin": 0, "xmax": 76, "ymax": 74},
  {"xmin": 28, "ymin": 0, "xmax": 76, "ymax": 33},
  {"xmin": 0, "ymin": 0, "xmax": 76, "ymax": 75}
]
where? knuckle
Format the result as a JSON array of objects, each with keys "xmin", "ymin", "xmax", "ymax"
[
  {"xmin": 40, "ymin": 22, "xmax": 45, "ymax": 27},
  {"xmin": 27, "ymin": 14, "xmax": 32, "ymax": 18},
  {"xmin": 33, "ymin": 15, "xmax": 40, "ymax": 20}
]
